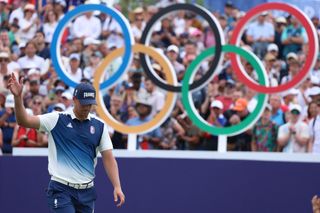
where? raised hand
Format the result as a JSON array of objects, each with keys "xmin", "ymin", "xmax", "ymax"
[{"xmin": 7, "ymin": 73, "xmax": 23, "ymax": 97}]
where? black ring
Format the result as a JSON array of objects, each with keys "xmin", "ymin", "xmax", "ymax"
[{"xmin": 139, "ymin": 3, "xmax": 224, "ymax": 92}]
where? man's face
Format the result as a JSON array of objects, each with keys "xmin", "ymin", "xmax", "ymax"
[
  {"xmin": 145, "ymin": 80, "xmax": 154, "ymax": 93},
  {"xmin": 70, "ymin": 59, "xmax": 79, "ymax": 70},
  {"xmin": 270, "ymin": 95, "xmax": 281, "ymax": 109},
  {"xmin": 25, "ymin": 44, "xmax": 36, "ymax": 56},
  {"xmin": 136, "ymin": 104, "xmax": 151, "ymax": 117},
  {"xmin": 73, "ymin": 98, "xmax": 92, "ymax": 119}
]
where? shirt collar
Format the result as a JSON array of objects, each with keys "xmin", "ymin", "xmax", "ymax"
[{"xmin": 69, "ymin": 108, "xmax": 92, "ymax": 121}]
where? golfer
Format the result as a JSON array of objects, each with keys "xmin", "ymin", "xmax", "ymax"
[{"xmin": 7, "ymin": 73, "xmax": 125, "ymax": 212}]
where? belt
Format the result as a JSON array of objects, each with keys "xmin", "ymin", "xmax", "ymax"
[{"xmin": 51, "ymin": 176, "xmax": 94, "ymax": 189}]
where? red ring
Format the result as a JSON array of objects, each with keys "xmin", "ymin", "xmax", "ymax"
[{"xmin": 229, "ymin": 2, "xmax": 318, "ymax": 94}]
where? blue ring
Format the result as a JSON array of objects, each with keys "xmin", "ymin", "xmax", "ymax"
[{"xmin": 50, "ymin": 4, "xmax": 134, "ymax": 89}]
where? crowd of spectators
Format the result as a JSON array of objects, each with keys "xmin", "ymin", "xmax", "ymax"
[{"xmin": 0, "ymin": 0, "xmax": 320, "ymax": 154}]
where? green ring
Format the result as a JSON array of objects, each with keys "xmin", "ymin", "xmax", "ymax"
[{"xmin": 181, "ymin": 45, "xmax": 269, "ymax": 136}]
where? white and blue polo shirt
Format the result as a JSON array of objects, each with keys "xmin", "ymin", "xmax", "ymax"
[{"xmin": 38, "ymin": 109, "xmax": 113, "ymax": 184}]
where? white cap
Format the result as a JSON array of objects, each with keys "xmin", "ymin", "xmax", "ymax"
[
  {"xmin": 310, "ymin": 75, "xmax": 320, "ymax": 85},
  {"xmin": 267, "ymin": 43, "xmax": 279, "ymax": 52},
  {"xmin": 54, "ymin": 103, "xmax": 66, "ymax": 111},
  {"xmin": 286, "ymin": 52, "xmax": 298, "ymax": 61},
  {"xmin": 261, "ymin": 11, "xmax": 268, "ymax": 16},
  {"xmin": 69, "ymin": 53, "xmax": 80, "ymax": 61},
  {"xmin": 0, "ymin": 52, "xmax": 9, "ymax": 58},
  {"xmin": 24, "ymin": 3, "xmax": 35, "ymax": 11},
  {"xmin": 167, "ymin": 45, "xmax": 179, "ymax": 53},
  {"xmin": 210, "ymin": 100, "xmax": 223, "ymax": 109},
  {"xmin": 0, "ymin": 0, "xmax": 8, "ymax": 4},
  {"xmin": 83, "ymin": 37, "xmax": 101, "ymax": 46},
  {"xmin": 27, "ymin": 68, "xmax": 40, "ymax": 76},
  {"xmin": 55, "ymin": 0, "xmax": 66, "ymax": 7},
  {"xmin": 18, "ymin": 42, "xmax": 26, "ymax": 49},
  {"xmin": 276, "ymin": 16, "xmax": 287, "ymax": 24},
  {"xmin": 61, "ymin": 91, "xmax": 72, "ymax": 100},
  {"xmin": 282, "ymin": 88, "xmax": 299, "ymax": 97},
  {"xmin": 289, "ymin": 104, "xmax": 302, "ymax": 113},
  {"xmin": 309, "ymin": 86, "xmax": 320, "ymax": 96},
  {"xmin": 5, "ymin": 94, "xmax": 14, "ymax": 108}
]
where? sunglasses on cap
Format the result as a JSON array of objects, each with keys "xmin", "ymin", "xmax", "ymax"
[{"xmin": 291, "ymin": 109, "xmax": 300, "ymax": 115}]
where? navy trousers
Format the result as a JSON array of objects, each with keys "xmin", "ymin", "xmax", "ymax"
[{"xmin": 46, "ymin": 180, "xmax": 97, "ymax": 213}]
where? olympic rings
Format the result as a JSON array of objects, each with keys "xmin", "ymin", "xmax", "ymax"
[
  {"xmin": 51, "ymin": 4, "xmax": 134, "ymax": 89},
  {"xmin": 139, "ymin": 3, "xmax": 225, "ymax": 92},
  {"xmin": 229, "ymin": 2, "xmax": 319, "ymax": 94},
  {"xmin": 182, "ymin": 45, "xmax": 269, "ymax": 136},
  {"xmin": 51, "ymin": 2, "xmax": 316, "ymax": 136},
  {"xmin": 93, "ymin": 44, "xmax": 178, "ymax": 134}
]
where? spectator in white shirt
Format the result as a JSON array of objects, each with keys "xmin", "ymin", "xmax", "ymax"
[
  {"xmin": 9, "ymin": 0, "xmax": 37, "ymax": 25},
  {"xmin": 18, "ymin": 4, "xmax": 40, "ymax": 43},
  {"xmin": 67, "ymin": 53, "xmax": 82, "ymax": 83},
  {"xmin": 72, "ymin": 12, "xmax": 101, "ymax": 39},
  {"xmin": 18, "ymin": 41, "xmax": 45, "ymax": 72},
  {"xmin": 278, "ymin": 104, "xmax": 310, "ymax": 153},
  {"xmin": 309, "ymin": 102, "xmax": 320, "ymax": 153},
  {"xmin": 42, "ymin": 10, "xmax": 58, "ymax": 44},
  {"xmin": 246, "ymin": 12, "xmax": 274, "ymax": 59}
]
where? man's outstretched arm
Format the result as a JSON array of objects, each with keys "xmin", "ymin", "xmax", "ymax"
[{"xmin": 7, "ymin": 73, "xmax": 40, "ymax": 129}]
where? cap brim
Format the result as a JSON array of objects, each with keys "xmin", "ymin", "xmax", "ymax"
[{"xmin": 79, "ymin": 99, "xmax": 97, "ymax": 105}]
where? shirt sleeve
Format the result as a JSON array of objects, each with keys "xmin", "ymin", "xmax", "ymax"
[
  {"xmin": 37, "ymin": 112, "xmax": 60, "ymax": 133},
  {"xmin": 300, "ymin": 123, "xmax": 310, "ymax": 139},
  {"xmin": 98, "ymin": 123, "xmax": 113, "ymax": 152},
  {"xmin": 277, "ymin": 124, "xmax": 289, "ymax": 140}
]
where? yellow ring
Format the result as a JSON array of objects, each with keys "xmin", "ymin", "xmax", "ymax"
[{"xmin": 93, "ymin": 44, "xmax": 177, "ymax": 134}]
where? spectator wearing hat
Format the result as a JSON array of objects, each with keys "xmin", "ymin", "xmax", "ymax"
[
  {"xmin": 18, "ymin": 3, "xmax": 40, "ymax": 43},
  {"xmin": 176, "ymin": 112, "xmax": 202, "ymax": 150},
  {"xmin": 274, "ymin": 17, "xmax": 287, "ymax": 58},
  {"xmin": 120, "ymin": 82, "xmax": 137, "ymax": 122},
  {"xmin": 82, "ymin": 37, "xmax": 101, "ymax": 68},
  {"xmin": 17, "ymin": 41, "xmax": 45, "ymax": 72},
  {"xmin": 131, "ymin": 7, "xmax": 146, "ymax": 42},
  {"xmin": 281, "ymin": 88, "xmax": 299, "ymax": 109},
  {"xmin": 166, "ymin": 44, "xmax": 185, "ymax": 81},
  {"xmin": 281, "ymin": 16, "xmax": 307, "ymax": 58},
  {"xmin": 252, "ymin": 105, "xmax": 278, "ymax": 152},
  {"xmin": 246, "ymin": 11, "xmax": 274, "ymax": 59},
  {"xmin": 9, "ymin": 0, "xmax": 37, "ymax": 25},
  {"xmin": 61, "ymin": 91, "xmax": 73, "ymax": 111},
  {"xmin": 308, "ymin": 86, "xmax": 320, "ymax": 103},
  {"xmin": 225, "ymin": 98, "xmax": 252, "ymax": 151},
  {"xmin": 72, "ymin": 11, "xmax": 101, "ymax": 40},
  {"xmin": 278, "ymin": 104, "xmax": 310, "ymax": 153},
  {"xmin": 126, "ymin": 96, "xmax": 162, "ymax": 150},
  {"xmin": 67, "ymin": 53, "xmax": 83, "ymax": 83},
  {"xmin": 42, "ymin": 10, "xmax": 58, "ymax": 44},
  {"xmin": 264, "ymin": 53, "xmax": 279, "ymax": 87},
  {"xmin": 54, "ymin": 0, "xmax": 66, "ymax": 21},
  {"xmin": 223, "ymin": 1, "xmax": 236, "ymax": 29},
  {"xmin": 0, "ymin": 94, "xmax": 16, "ymax": 153},
  {"xmin": 23, "ymin": 77, "xmax": 43, "ymax": 108}
]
